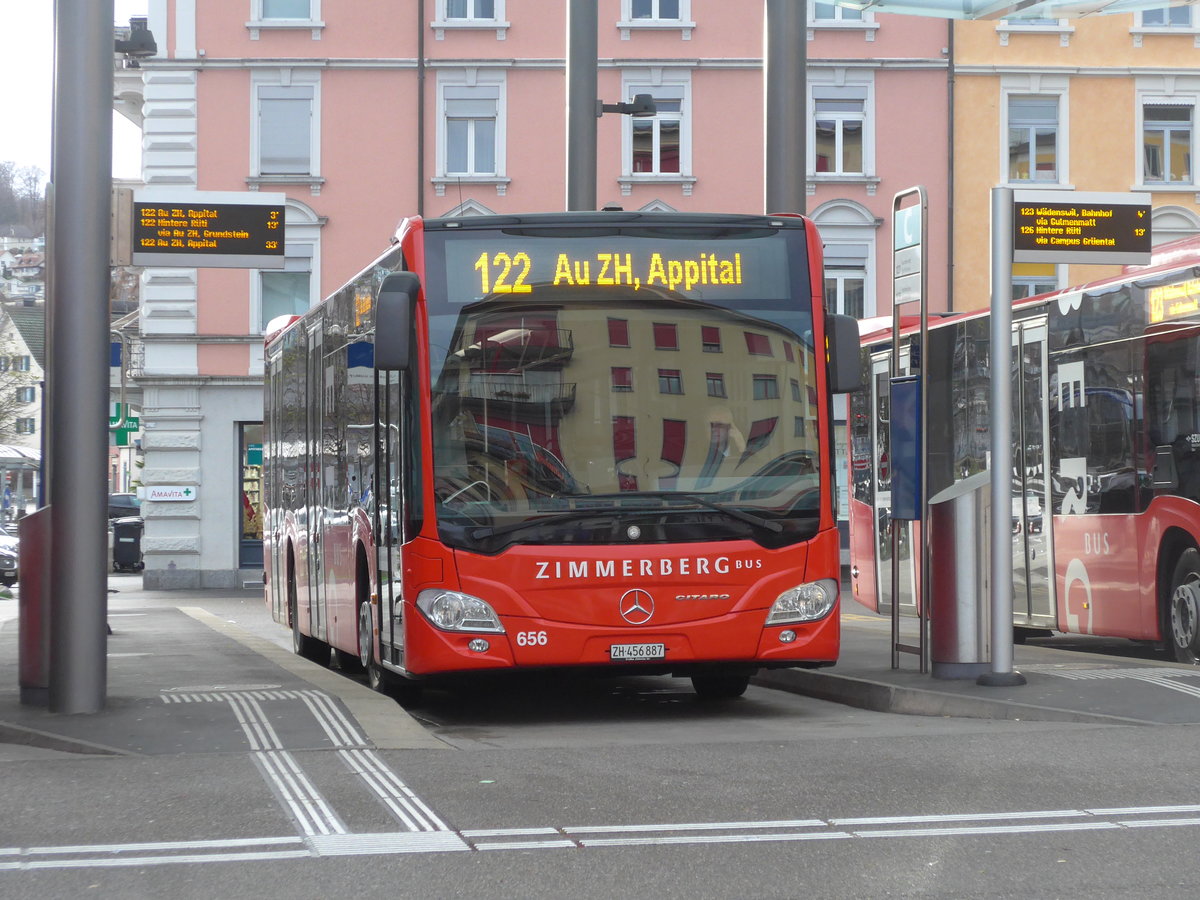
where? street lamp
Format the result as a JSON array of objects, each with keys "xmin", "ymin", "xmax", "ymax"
[{"xmin": 596, "ymin": 94, "xmax": 657, "ymax": 118}]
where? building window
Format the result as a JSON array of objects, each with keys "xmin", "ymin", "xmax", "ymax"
[
  {"xmin": 752, "ymin": 375, "xmax": 779, "ymax": 400},
  {"xmin": 1011, "ymin": 263, "xmax": 1059, "ymax": 300},
  {"xmin": 813, "ymin": 88, "xmax": 866, "ymax": 176},
  {"xmin": 612, "ymin": 366, "xmax": 633, "ymax": 391},
  {"xmin": 1144, "ymin": 104, "xmax": 1193, "ymax": 184},
  {"xmin": 16, "ymin": 387, "xmax": 36, "ymax": 403},
  {"xmin": 1141, "ymin": 5, "xmax": 1192, "ymax": 27},
  {"xmin": 794, "ymin": 416, "xmax": 806, "ymax": 438},
  {"xmin": 256, "ymin": 84, "xmax": 316, "ymax": 176},
  {"xmin": 742, "ymin": 417, "xmax": 778, "ymax": 464},
  {"xmin": 608, "ymin": 318, "xmax": 630, "ymax": 347},
  {"xmin": 261, "ymin": 0, "xmax": 311, "ymax": 18},
  {"xmin": 825, "ymin": 267, "xmax": 866, "ymax": 319},
  {"xmin": 706, "ymin": 372, "xmax": 726, "ymax": 398},
  {"xmin": 632, "ymin": 0, "xmax": 680, "ymax": 18},
  {"xmin": 447, "ymin": 0, "xmax": 495, "ymax": 19},
  {"xmin": 812, "ymin": 2, "xmax": 862, "ymax": 22},
  {"xmin": 658, "ymin": 369, "xmax": 683, "ymax": 395},
  {"xmin": 1008, "ymin": 95, "xmax": 1059, "ymax": 182},
  {"xmin": 259, "ymin": 270, "xmax": 312, "ymax": 332},
  {"xmin": 653, "ymin": 322, "xmax": 678, "ymax": 350},
  {"xmin": 13, "ymin": 355, "xmax": 29, "ymax": 372},
  {"xmin": 15, "ymin": 418, "xmax": 35, "ymax": 435},
  {"xmin": 744, "ymin": 332, "xmax": 772, "ymax": 356},
  {"xmin": 790, "ymin": 379, "xmax": 802, "ymax": 402},
  {"xmin": 701, "ymin": 325, "xmax": 721, "ymax": 352},
  {"xmin": 621, "ymin": 75, "xmax": 691, "ymax": 183},
  {"xmin": 446, "ymin": 97, "xmax": 497, "ymax": 175},
  {"xmin": 435, "ymin": 74, "xmax": 507, "ymax": 192},
  {"xmin": 618, "ymin": 0, "xmax": 693, "ymax": 37}
]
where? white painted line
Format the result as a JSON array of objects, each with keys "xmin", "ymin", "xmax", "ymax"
[
  {"xmin": 461, "ymin": 827, "xmax": 563, "ymax": 838},
  {"xmin": 853, "ymin": 822, "xmax": 1124, "ymax": 839},
  {"xmin": 564, "ymin": 819, "xmax": 826, "ymax": 834},
  {"xmin": 474, "ymin": 840, "xmax": 578, "ymax": 851},
  {"xmin": 582, "ymin": 831, "xmax": 853, "ymax": 847},
  {"xmin": 832, "ymin": 808, "xmax": 1085, "ymax": 826}
]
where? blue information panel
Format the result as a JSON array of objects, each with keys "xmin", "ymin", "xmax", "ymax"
[{"xmin": 889, "ymin": 375, "xmax": 922, "ymax": 521}]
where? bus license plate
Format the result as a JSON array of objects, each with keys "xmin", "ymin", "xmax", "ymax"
[{"xmin": 610, "ymin": 642, "xmax": 665, "ymax": 661}]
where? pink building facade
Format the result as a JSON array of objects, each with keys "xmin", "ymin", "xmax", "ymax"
[{"xmin": 125, "ymin": 0, "xmax": 951, "ymax": 587}]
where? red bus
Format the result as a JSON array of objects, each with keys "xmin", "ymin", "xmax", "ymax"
[
  {"xmin": 847, "ymin": 234, "xmax": 1200, "ymax": 664},
  {"xmin": 264, "ymin": 211, "xmax": 862, "ymax": 700}
]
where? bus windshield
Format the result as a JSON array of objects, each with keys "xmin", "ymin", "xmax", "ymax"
[{"xmin": 420, "ymin": 223, "xmax": 822, "ymax": 552}]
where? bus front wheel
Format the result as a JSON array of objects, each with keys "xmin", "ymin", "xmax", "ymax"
[{"xmin": 1166, "ymin": 549, "xmax": 1200, "ymax": 665}]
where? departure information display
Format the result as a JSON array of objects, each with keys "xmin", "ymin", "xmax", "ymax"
[
  {"xmin": 1012, "ymin": 190, "xmax": 1151, "ymax": 265},
  {"xmin": 130, "ymin": 191, "xmax": 286, "ymax": 268}
]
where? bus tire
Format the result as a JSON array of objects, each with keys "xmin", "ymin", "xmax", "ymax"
[
  {"xmin": 691, "ymin": 673, "xmax": 750, "ymax": 700},
  {"xmin": 358, "ymin": 599, "xmax": 389, "ymax": 692},
  {"xmin": 289, "ymin": 574, "xmax": 329, "ymax": 665},
  {"xmin": 1166, "ymin": 549, "xmax": 1200, "ymax": 665}
]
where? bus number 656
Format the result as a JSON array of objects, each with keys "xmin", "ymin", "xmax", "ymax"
[{"xmin": 516, "ymin": 630, "xmax": 548, "ymax": 647}]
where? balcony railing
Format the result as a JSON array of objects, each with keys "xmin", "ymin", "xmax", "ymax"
[{"xmin": 457, "ymin": 381, "xmax": 577, "ymax": 422}]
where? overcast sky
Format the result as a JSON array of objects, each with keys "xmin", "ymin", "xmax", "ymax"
[{"xmin": 0, "ymin": 1, "xmax": 147, "ymax": 179}]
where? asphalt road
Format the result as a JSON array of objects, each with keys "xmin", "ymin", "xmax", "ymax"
[{"xmin": 3, "ymin": 578, "xmax": 1199, "ymax": 899}]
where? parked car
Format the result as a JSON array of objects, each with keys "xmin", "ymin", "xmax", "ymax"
[
  {"xmin": 0, "ymin": 522, "xmax": 17, "ymax": 586},
  {"xmin": 108, "ymin": 493, "xmax": 141, "ymax": 520}
]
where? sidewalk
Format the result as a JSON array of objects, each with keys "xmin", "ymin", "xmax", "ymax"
[
  {"xmin": 3, "ymin": 577, "xmax": 1200, "ymax": 759},
  {"xmin": 758, "ymin": 606, "xmax": 1200, "ymax": 726},
  {"xmin": 0, "ymin": 576, "xmax": 445, "ymax": 757}
]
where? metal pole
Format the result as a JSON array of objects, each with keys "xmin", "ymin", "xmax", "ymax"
[
  {"xmin": 565, "ymin": 0, "xmax": 598, "ymax": 211},
  {"xmin": 48, "ymin": 0, "xmax": 113, "ymax": 713},
  {"xmin": 764, "ymin": 0, "xmax": 807, "ymax": 215},
  {"xmin": 978, "ymin": 187, "xmax": 1026, "ymax": 687}
]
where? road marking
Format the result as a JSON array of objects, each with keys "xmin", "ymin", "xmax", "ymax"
[
  {"xmin": 6, "ymin": 803, "xmax": 1200, "ymax": 869},
  {"xmin": 1040, "ymin": 667, "xmax": 1200, "ymax": 700},
  {"xmin": 162, "ymin": 688, "xmax": 452, "ymax": 834}
]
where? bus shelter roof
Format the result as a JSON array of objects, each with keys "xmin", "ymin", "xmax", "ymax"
[
  {"xmin": 835, "ymin": 0, "xmax": 1195, "ymax": 19},
  {"xmin": 0, "ymin": 444, "xmax": 40, "ymax": 470}
]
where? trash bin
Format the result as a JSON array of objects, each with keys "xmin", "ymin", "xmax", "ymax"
[
  {"xmin": 928, "ymin": 472, "xmax": 990, "ymax": 679},
  {"xmin": 112, "ymin": 516, "xmax": 144, "ymax": 572}
]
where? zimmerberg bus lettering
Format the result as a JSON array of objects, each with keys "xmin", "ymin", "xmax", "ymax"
[{"xmin": 533, "ymin": 556, "xmax": 762, "ymax": 580}]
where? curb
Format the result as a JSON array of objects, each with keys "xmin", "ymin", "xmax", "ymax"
[{"xmin": 752, "ymin": 668, "xmax": 1155, "ymax": 727}]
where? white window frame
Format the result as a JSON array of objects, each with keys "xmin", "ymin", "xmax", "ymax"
[
  {"xmin": 247, "ymin": 0, "xmax": 324, "ymax": 40},
  {"xmin": 996, "ymin": 17, "xmax": 1074, "ymax": 46},
  {"xmin": 433, "ymin": 70, "xmax": 509, "ymax": 197},
  {"xmin": 1001, "ymin": 78, "xmax": 1070, "ymax": 189},
  {"xmin": 618, "ymin": 0, "xmax": 695, "ymax": 40},
  {"xmin": 618, "ymin": 70, "xmax": 694, "ymax": 195},
  {"xmin": 249, "ymin": 70, "xmax": 323, "ymax": 194},
  {"xmin": 249, "ymin": 202, "xmax": 322, "ymax": 346},
  {"xmin": 810, "ymin": 200, "xmax": 879, "ymax": 320},
  {"xmin": 807, "ymin": 71, "xmax": 876, "ymax": 188},
  {"xmin": 808, "ymin": 2, "xmax": 878, "ymax": 41},
  {"xmin": 1139, "ymin": 99, "xmax": 1195, "ymax": 188},
  {"xmin": 1132, "ymin": 4, "xmax": 1200, "ymax": 47},
  {"xmin": 431, "ymin": 0, "xmax": 509, "ymax": 40}
]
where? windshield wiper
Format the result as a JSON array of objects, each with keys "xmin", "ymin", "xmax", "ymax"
[{"xmin": 561, "ymin": 491, "xmax": 783, "ymax": 534}]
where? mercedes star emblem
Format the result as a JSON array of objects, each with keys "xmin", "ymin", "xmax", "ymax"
[{"xmin": 619, "ymin": 588, "xmax": 654, "ymax": 625}]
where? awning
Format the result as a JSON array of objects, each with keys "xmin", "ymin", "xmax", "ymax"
[
  {"xmin": 0, "ymin": 444, "xmax": 41, "ymax": 469},
  {"xmin": 836, "ymin": 0, "xmax": 1196, "ymax": 19}
]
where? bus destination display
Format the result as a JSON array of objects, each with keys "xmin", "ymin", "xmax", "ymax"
[
  {"xmin": 131, "ymin": 200, "xmax": 286, "ymax": 268},
  {"xmin": 1012, "ymin": 190, "xmax": 1151, "ymax": 265},
  {"xmin": 440, "ymin": 234, "xmax": 791, "ymax": 304}
]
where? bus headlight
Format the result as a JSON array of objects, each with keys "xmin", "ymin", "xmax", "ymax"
[
  {"xmin": 416, "ymin": 589, "xmax": 505, "ymax": 633},
  {"xmin": 765, "ymin": 579, "xmax": 837, "ymax": 625}
]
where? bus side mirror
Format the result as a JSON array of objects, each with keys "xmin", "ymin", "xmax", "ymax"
[
  {"xmin": 826, "ymin": 313, "xmax": 864, "ymax": 394},
  {"xmin": 375, "ymin": 272, "xmax": 420, "ymax": 370}
]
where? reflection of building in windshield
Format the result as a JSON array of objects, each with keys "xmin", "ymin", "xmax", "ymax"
[{"xmin": 431, "ymin": 289, "xmax": 821, "ymax": 510}]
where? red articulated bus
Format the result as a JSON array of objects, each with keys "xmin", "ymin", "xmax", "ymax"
[
  {"xmin": 847, "ymin": 234, "xmax": 1200, "ymax": 663},
  {"xmin": 264, "ymin": 211, "xmax": 862, "ymax": 700}
]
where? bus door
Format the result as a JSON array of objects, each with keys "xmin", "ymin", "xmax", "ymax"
[
  {"xmin": 376, "ymin": 368, "xmax": 409, "ymax": 668},
  {"xmin": 265, "ymin": 355, "xmax": 284, "ymax": 624},
  {"xmin": 870, "ymin": 351, "xmax": 918, "ymax": 616},
  {"xmin": 1011, "ymin": 318, "xmax": 1056, "ymax": 627},
  {"xmin": 305, "ymin": 320, "xmax": 327, "ymax": 640}
]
